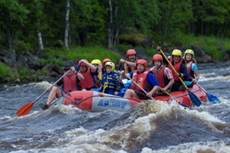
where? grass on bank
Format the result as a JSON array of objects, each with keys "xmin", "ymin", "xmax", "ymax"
[
  {"xmin": 41, "ymin": 46, "xmax": 121, "ymax": 66},
  {"xmin": 176, "ymin": 33, "xmax": 230, "ymax": 60}
]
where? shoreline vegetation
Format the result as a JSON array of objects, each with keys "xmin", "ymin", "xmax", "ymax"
[
  {"xmin": 0, "ymin": 35, "xmax": 230, "ymax": 84},
  {"xmin": 1, "ymin": 0, "xmax": 230, "ymax": 83}
]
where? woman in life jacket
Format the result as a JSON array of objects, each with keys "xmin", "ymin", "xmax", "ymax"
[
  {"xmin": 151, "ymin": 54, "xmax": 174, "ymax": 94},
  {"xmin": 124, "ymin": 59, "xmax": 159, "ymax": 100},
  {"xmin": 183, "ymin": 49, "xmax": 199, "ymax": 86},
  {"xmin": 77, "ymin": 59, "xmax": 98, "ymax": 90},
  {"xmin": 100, "ymin": 61, "xmax": 121, "ymax": 95},
  {"xmin": 119, "ymin": 49, "xmax": 137, "ymax": 79},
  {"xmin": 43, "ymin": 63, "xmax": 84, "ymax": 109},
  {"xmin": 169, "ymin": 49, "xmax": 190, "ymax": 91},
  {"xmin": 91, "ymin": 59, "xmax": 103, "ymax": 88}
]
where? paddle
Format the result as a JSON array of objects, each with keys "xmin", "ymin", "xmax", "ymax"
[
  {"xmin": 159, "ymin": 49, "xmax": 202, "ymax": 106},
  {"xmin": 196, "ymin": 84, "xmax": 221, "ymax": 103},
  {"xmin": 125, "ymin": 75, "xmax": 155, "ymax": 100},
  {"xmin": 16, "ymin": 70, "xmax": 71, "ymax": 117}
]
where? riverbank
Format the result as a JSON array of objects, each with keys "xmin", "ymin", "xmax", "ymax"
[{"xmin": 1, "ymin": 36, "xmax": 230, "ymax": 84}]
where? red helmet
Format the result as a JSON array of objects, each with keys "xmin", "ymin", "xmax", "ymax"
[
  {"xmin": 136, "ymin": 59, "xmax": 147, "ymax": 67},
  {"xmin": 126, "ymin": 49, "xmax": 136, "ymax": 56},
  {"xmin": 102, "ymin": 58, "xmax": 112, "ymax": 65},
  {"xmin": 152, "ymin": 54, "xmax": 163, "ymax": 62}
]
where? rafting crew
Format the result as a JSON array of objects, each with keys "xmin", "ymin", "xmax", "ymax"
[
  {"xmin": 150, "ymin": 54, "xmax": 174, "ymax": 94},
  {"xmin": 42, "ymin": 48, "xmax": 202, "ymax": 109},
  {"xmin": 124, "ymin": 59, "xmax": 159, "ymax": 100}
]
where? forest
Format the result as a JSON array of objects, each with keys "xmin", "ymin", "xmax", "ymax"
[{"xmin": 0, "ymin": 0, "xmax": 230, "ymax": 82}]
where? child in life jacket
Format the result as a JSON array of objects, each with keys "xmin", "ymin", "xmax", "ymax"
[{"xmin": 100, "ymin": 61, "xmax": 121, "ymax": 95}]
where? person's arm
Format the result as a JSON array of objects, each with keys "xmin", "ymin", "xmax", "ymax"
[
  {"xmin": 192, "ymin": 63, "xmax": 199, "ymax": 83},
  {"xmin": 120, "ymin": 59, "xmax": 136, "ymax": 68},
  {"xmin": 79, "ymin": 59, "xmax": 97, "ymax": 72},
  {"xmin": 76, "ymin": 72, "xmax": 84, "ymax": 80}
]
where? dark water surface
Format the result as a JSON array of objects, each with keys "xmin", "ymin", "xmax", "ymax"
[{"xmin": 0, "ymin": 62, "xmax": 230, "ymax": 153}]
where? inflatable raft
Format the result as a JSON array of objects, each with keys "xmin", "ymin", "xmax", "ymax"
[{"xmin": 63, "ymin": 84, "xmax": 207, "ymax": 111}]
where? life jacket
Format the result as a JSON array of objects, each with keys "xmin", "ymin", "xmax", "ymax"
[
  {"xmin": 186, "ymin": 61, "xmax": 195, "ymax": 79},
  {"xmin": 102, "ymin": 71, "xmax": 119, "ymax": 94},
  {"xmin": 79, "ymin": 69, "xmax": 94, "ymax": 90},
  {"xmin": 169, "ymin": 58, "xmax": 183, "ymax": 81},
  {"xmin": 151, "ymin": 66, "xmax": 169, "ymax": 88},
  {"xmin": 132, "ymin": 70, "xmax": 149, "ymax": 91},
  {"xmin": 63, "ymin": 74, "xmax": 77, "ymax": 93}
]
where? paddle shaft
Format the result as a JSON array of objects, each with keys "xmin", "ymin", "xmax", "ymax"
[
  {"xmin": 159, "ymin": 49, "xmax": 189, "ymax": 90},
  {"xmin": 125, "ymin": 75, "xmax": 155, "ymax": 100},
  {"xmin": 33, "ymin": 70, "xmax": 71, "ymax": 104}
]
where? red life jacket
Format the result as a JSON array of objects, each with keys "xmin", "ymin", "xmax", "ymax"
[
  {"xmin": 151, "ymin": 66, "xmax": 168, "ymax": 88},
  {"xmin": 132, "ymin": 71, "xmax": 149, "ymax": 91},
  {"xmin": 80, "ymin": 69, "xmax": 94, "ymax": 90},
  {"xmin": 169, "ymin": 58, "xmax": 182, "ymax": 81},
  {"xmin": 63, "ymin": 74, "xmax": 77, "ymax": 93},
  {"xmin": 186, "ymin": 61, "xmax": 195, "ymax": 79}
]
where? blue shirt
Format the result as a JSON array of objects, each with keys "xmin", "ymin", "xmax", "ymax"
[{"xmin": 146, "ymin": 72, "xmax": 159, "ymax": 87}]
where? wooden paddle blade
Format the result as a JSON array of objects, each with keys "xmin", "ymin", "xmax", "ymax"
[
  {"xmin": 16, "ymin": 102, "xmax": 34, "ymax": 117},
  {"xmin": 188, "ymin": 90, "xmax": 202, "ymax": 106}
]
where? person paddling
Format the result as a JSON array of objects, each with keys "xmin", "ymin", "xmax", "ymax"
[
  {"xmin": 100, "ymin": 61, "xmax": 121, "ymax": 95},
  {"xmin": 150, "ymin": 54, "xmax": 174, "ymax": 94},
  {"xmin": 183, "ymin": 49, "xmax": 199, "ymax": 86},
  {"xmin": 43, "ymin": 63, "xmax": 84, "ymax": 109},
  {"xmin": 168, "ymin": 49, "xmax": 190, "ymax": 91},
  {"xmin": 120, "ymin": 49, "xmax": 137, "ymax": 79},
  {"xmin": 124, "ymin": 59, "xmax": 159, "ymax": 100}
]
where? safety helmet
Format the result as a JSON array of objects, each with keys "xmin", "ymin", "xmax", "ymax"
[
  {"xmin": 126, "ymin": 49, "xmax": 136, "ymax": 56},
  {"xmin": 136, "ymin": 59, "xmax": 147, "ymax": 67},
  {"xmin": 79, "ymin": 59, "xmax": 88, "ymax": 66},
  {"xmin": 152, "ymin": 54, "xmax": 163, "ymax": 62},
  {"xmin": 105, "ymin": 61, "xmax": 115, "ymax": 70},
  {"xmin": 91, "ymin": 59, "xmax": 102, "ymax": 65},
  {"xmin": 172, "ymin": 49, "xmax": 182, "ymax": 56},
  {"xmin": 102, "ymin": 58, "xmax": 112, "ymax": 65},
  {"xmin": 184, "ymin": 49, "xmax": 194, "ymax": 56}
]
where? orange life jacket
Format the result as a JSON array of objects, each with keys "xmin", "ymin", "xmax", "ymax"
[
  {"xmin": 80, "ymin": 69, "xmax": 94, "ymax": 90},
  {"xmin": 132, "ymin": 71, "xmax": 149, "ymax": 91},
  {"xmin": 63, "ymin": 74, "xmax": 77, "ymax": 93},
  {"xmin": 169, "ymin": 58, "xmax": 183, "ymax": 81},
  {"xmin": 151, "ymin": 66, "xmax": 168, "ymax": 88}
]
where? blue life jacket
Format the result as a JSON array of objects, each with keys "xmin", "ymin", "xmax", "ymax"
[{"xmin": 101, "ymin": 71, "xmax": 120, "ymax": 95}]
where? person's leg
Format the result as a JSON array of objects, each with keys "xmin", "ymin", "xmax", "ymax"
[{"xmin": 46, "ymin": 86, "xmax": 61, "ymax": 105}]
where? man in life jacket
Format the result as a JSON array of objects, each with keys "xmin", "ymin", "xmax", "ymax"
[
  {"xmin": 91, "ymin": 59, "xmax": 103, "ymax": 88},
  {"xmin": 124, "ymin": 59, "xmax": 159, "ymax": 100},
  {"xmin": 151, "ymin": 54, "xmax": 174, "ymax": 93},
  {"xmin": 77, "ymin": 59, "xmax": 98, "ymax": 90},
  {"xmin": 43, "ymin": 63, "xmax": 84, "ymax": 109},
  {"xmin": 120, "ymin": 49, "xmax": 137, "ymax": 79},
  {"xmin": 183, "ymin": 49, "xmax": 199, "ymax": 86},
  {"xmin": 169, "ymin": 49, "xmax": 190, "ymax": 91},
  {"xmin": 100, "ymin": 61, "xmax": 121, "ymax": 95}
]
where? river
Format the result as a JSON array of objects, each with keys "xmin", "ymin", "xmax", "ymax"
[{"xmin": 0, "ymin": 62, "xmax": 230, "ymax": 153}]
